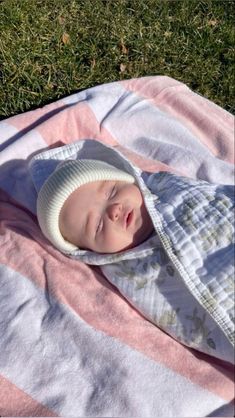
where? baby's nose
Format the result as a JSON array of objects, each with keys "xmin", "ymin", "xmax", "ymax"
[{"xmin": 107, "ymin": 203, "xmax": 122, "ymax": 222}]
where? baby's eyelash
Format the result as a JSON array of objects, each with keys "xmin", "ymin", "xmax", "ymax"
[
  {"xmin": 109, "ymin": 185, "xmax": 116, "ymax": 199},
  {"xmin": 95, "ymin": 184, "xmax": 116, "ymax": 235},
  {"xmin": 96, "ymin": 218, "xmax": 103, "ymax": 235}
]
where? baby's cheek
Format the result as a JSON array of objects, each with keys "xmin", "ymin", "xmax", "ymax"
[
  {"xmin": 101, "ymin": 229, "xmax": 127, "ymax": 252},
  {"xmin": 104, "ymin": 230, "xmax": 119, "ymax": 249}
]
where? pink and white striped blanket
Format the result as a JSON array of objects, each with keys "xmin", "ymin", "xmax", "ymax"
[{"xmin": 0, "ymin": 76, "xmax": 234, "ymax": 417}]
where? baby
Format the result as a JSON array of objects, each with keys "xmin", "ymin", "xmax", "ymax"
[
  {"xmin": 37, "ymin": 159, "xmax": 154, "ymax": 254},
  {"xmin": 36, "ymin": 154, "xmax": 234, "ymax": 365}
]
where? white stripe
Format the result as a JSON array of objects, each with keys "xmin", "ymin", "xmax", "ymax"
[
  {"xmin": 0, "ymin": 122, "xmax": 19, "ymax": 146},
  {"xmin": 83, "ymin": 83, "xmax": 234, "ymax": 185},
  {"xmin": 0, "ymin": 129, "xmax": 46, "ymax": 165}
]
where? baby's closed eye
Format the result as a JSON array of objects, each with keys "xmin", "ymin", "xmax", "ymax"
[
  {"xmin": 109, "ymin": 184, "xmax": 116, "ymax": 199},
  {"xmin": 105, "ymin": 183, "xmax": 116, "ymax": 200},
  {"xmin": 95, "ymin": 217, "xmax": 103, "ymax": 235},
  {"xmin": 95, "ymin": 183, "xmax": 117, "ymax": 236}
]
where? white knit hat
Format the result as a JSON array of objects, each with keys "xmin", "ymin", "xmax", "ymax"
[{"xmin": 37, "ymin": 159, "xmax": 135, "ymax": 252}]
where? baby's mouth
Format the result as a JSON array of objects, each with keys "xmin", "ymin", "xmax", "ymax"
[{"xmin": 125, "ymin": 210, "xmax": 134, "ymax": 228}]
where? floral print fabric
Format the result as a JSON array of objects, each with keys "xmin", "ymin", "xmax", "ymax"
[{"xmin": 102, "ymin": 172, "xmax": 234, "ymax": 363}]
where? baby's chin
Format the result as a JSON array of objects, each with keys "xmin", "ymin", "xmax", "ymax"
[
  {"xmin": 94, "ymin": 232, "xmax": 152, "ymax": 254},
  {"xmin": 133, "ymin": 227, "xmax": 154, "ymax": 248},
  {"xmin": 135, "ymin": 209, "xmax": 154, "ymax": 244},
  {"xmin": 121, "ymin": 222, "xmax": 154, "ymax": 252}
]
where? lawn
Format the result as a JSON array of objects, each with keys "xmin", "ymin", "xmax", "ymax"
[{"xmin": 0, "ymin": 0, "xmax": 234, "ymax": 118}]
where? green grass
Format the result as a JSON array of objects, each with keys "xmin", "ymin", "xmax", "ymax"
[{"xmin": 0, "ymin": 0, "xmax": 234, "ymax": 118}]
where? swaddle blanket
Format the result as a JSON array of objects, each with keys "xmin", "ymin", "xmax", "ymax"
[
  {"xmin": 30, "ymin": 139, "xmax": 235, "ymax": 365},
  {"xmin": 1, "ymin": 76, "xmax": 235, "ymax": 417},
  {"xmin": 104, "ymin": 170, "xmax": 235, "ymax": 364}
]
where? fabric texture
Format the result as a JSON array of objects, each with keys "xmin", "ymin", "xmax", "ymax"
[
  {"xmin": 37, "ymin": 159, "xmax": 135, "ymax": 252},
  {"xmin": 0, "ymin": 75, "xmax": 234, "ymax": 417}
]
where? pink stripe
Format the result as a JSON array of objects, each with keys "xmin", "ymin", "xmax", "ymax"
[
  {"xmin": 0, "ymin": 189, "xmax": 233, "ymax": 401},
  {"xmin": 0, "ymin": 374, "xmax": 57, "ymax": 416},
  {"xmin": 8, "ymin": 99, "xmax": 117, "ymax": 148},
  {"xmin": 121, "ymin": 76, "xmax": 183, "ymax": 95},
  {"xmin": 37, "ymin": 102, "xmax": 118, "ymax": 146},
  {"xmin": 120, "ymin": 77, "xmax": 234, "ymax": 164}
]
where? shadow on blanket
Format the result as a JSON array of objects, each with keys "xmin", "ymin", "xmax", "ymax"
[
  {"xmin": 0, "ymin": 104, "xmax": 74, "ymax": 152},
  {"xmin": 207, "ymin": 399, "xmax": 235, "ymax": 417}
]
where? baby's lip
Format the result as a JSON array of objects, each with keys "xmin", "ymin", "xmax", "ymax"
[{"xmin": 124, "ymin": 209, "xmax": 134, "ymax": 229}]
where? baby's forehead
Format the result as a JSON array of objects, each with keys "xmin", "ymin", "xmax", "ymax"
[
  {"xmin": 61, "ymin": 180, "xmax": 114, "ymax": 223},
  {"xmin": 70, "ymin": 180, "xmax": 115, "ymax": 202},
  {"xmin": 81, "ymin": 179, "xmax": 112, "ymax": 191}
]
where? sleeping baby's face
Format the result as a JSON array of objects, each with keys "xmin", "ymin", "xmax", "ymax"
[{"xmin": 59, "ymin": 180, "xmax": 154, "ymax": 253}]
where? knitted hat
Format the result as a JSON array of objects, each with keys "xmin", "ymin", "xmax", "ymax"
[{"xmin": 37, "ymin": 159, "xmax": 135, "ymax": 252}]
